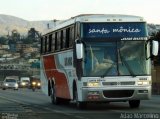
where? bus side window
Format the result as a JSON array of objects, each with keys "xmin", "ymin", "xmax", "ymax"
[
  {"xmin": 62, "ymin": 30, "xmax": 66, "ymax": 49},
  {"xmin": 45, "ymin": 36, "xmax": 47, "ymax": 52},
  {"xmin": 57, "ymin": 32, "xmax": 61, "ymax": 51},
  {"xmin": 52, "ymin": 33, "xmax": 55, "ymax": 52},
  {"xmin": 69, "ymin": 26, "xmax": 74, "ymax": 48},
  {"xmin": 75, "ymin": 22, "xmax": 80, "ymax": 38},
  {"xmin": 42, "ymin": 37, "xmax": 45, "ymax": 53},
  {"xmin": 47, "ymin": 36, "xmax": 50, "ymax": 52},
  {"xmin": 66, "ymin": 28, "xmax": 70, "ymax": 48},
  {"xmin": 55, "ymin": 32, "xmax": 57, "ymax": 51},
  {"xmin": 49, "ymin": 34, "xmax": 52, "ymax": 52},
  {"xmin": 40, "ymin": 37, "xmax": 43, "ymax": 54},
  {"xmin": 60, "ymin": 30, "xmax": 64, "ymax": 49}
]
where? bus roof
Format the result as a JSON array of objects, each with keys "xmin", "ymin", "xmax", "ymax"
[{"xmin": 43, "ymin": 14, "xmax": 145, "ymax": 35}]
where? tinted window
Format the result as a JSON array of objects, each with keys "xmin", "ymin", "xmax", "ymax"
[{"xmin": 5, "ymin": 79, "xmax": 16, "ymax": 82}]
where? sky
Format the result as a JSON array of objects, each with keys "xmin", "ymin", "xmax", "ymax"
[{"xmin": 0, "ymin": 0, "xmax": 160, "ymax": 24}]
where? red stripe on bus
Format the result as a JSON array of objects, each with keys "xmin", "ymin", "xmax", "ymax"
[{"xmin": 43, "ymin": 55, "xmax": 71, "ymax": 99}]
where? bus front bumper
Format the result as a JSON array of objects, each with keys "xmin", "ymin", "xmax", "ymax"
[{"xmin": 81, "ymin": 86, "xmax": 151, "ymax": 102}]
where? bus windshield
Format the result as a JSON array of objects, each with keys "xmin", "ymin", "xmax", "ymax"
[{"xmin": 83, "ymin": 41, "xmax": 150, "ymax": 77}]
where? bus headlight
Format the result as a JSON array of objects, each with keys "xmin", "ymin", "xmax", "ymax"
[
  {"xmin": 88, "ymin": 82, "xmax": 100, "ymax": 87},
  {"xmin": 137, "ymin": 81, "xmax": 149, "ymax": 85}
]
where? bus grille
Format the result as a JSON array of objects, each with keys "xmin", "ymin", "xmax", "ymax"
[
  {"xmin": 103, "ymin": 90, "xmax": 134, "ymax": 98},
  {"xmin": 102, "ymin": 81, "xmax": 135, "ymax": 86}
]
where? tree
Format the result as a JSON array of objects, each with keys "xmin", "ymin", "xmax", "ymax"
[
  {"xmin": 150, "ymin": 30, "xmax": 160, "ymax": 40},
  {"xmin": 22, "ymin": 37, "xmax": 34, "ymax": 44},
  {"xmin": 0, "ymin": 36, "xmax": 7, "ymax": 44},
  {"xmin": 28, "ymin": 28, "xmax": 40, "ymax": 41},
  {"xmin": 156, "ymin": 31, "xmax": 160, "ymax": 40},
  {"xmin": 11, "ymin": 29, "xmax": 20, "ymax": 41}
]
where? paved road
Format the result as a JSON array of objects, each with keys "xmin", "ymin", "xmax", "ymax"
[{"xmin": 0, "ymin": 88, "xmax": 160, "ymax": 119}]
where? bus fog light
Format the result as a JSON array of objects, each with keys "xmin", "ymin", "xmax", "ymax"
[
  {"xmin": 88, "ymin": 95, "xmax": 100, "ymax": 100},
  {"xmin": 88, "ymin": 91, "xmax": 100, "ymax": 100}
]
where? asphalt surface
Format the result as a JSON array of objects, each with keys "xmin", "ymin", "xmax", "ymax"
[{"xmin": 0, "ymin": 88, "xmax": 160, "ymax": 119}]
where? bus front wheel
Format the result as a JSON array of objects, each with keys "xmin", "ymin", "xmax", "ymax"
[
  {"xmin": 50, "ymin": 85, "xmax": 60, "ymax": 105},
  {"xmin": 129, "ymin": 100, "xmax": 140, "ymax": 108},
  {"xmin": 74, "ymin": 89, "xmax": 86, "ymax": 109}
]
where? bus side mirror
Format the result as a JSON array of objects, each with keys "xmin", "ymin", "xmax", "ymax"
[
  {"xmin": 152, "ymin": 40, "xmax": 159, "ymax": 56},
  {"xmin": 76, "ymin": 43, "xmax": 84, "ymax": 59}
]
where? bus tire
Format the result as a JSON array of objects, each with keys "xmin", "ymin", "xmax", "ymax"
[
  {"xmin": 50, "ymin": 85, "xmax": 60, "ymax": 105},
  {"xmin": 77, "ymin": 101, "xmax": 87, "ymax": 109},
  {"xmin": 129, "ymin": 100, "xmax": 140, "ymax": 108}
]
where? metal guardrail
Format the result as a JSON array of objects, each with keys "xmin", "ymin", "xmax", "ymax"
[{"xmin": 0, "ymin": 65, "xmax": 31, "ymax": 70}]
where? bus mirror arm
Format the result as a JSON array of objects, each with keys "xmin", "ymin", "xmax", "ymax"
[{"xmin": 145, "ymin": 41, "xmax": 151, "ymax": 60}]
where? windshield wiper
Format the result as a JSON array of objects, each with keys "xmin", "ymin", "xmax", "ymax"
[{"xmin": 118, "ymin": 49, "xmax": 136, "ymax": 77}]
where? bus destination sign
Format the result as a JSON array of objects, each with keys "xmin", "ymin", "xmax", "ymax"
[{"xmin": 83, "ymin": 22, "xmax": 147, "ymax": 40}]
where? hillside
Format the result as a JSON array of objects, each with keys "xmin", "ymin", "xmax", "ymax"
[{"xmin": 0, "ymin": 14, "xmax": 55, "ymax": 36}]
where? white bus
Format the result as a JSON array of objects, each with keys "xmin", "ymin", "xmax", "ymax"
[{"xmin": 40, "ymin": 14, "xmax": 158, "ymax": 109}]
